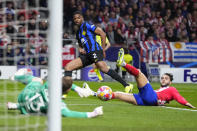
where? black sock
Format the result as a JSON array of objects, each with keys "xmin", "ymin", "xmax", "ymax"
[
  {"xmin": 106, "ymin": 69, "xmax": 129, "ymax": 87},
  {"xmin": 64, "ymin": 71, "xmax": 72, "ymax": 77}
]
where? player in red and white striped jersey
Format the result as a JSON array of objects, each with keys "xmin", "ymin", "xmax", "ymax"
[{"xmin": 111, "ymin": 48, "xmax": 195, "ymax": 108}]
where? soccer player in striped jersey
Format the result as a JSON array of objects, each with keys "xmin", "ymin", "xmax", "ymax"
[
  {"xmin": 64, "ymin": 11, "xmax": 133, "ymax": 93},
  {"xmin": 92, "ymin": 35, "xmax": 111, "ymax": 82},
  {"xmin": 7, "ymin": 68, "xmax": 103, "ymax": 118},
  {"xmin": 105, "ymin": 48, "xmax": 196, "ymax": 108}
]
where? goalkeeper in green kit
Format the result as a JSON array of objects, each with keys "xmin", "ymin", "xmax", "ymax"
[{"xmin": 7, "ymin": 68, "xmax": 103, "ymax": 118}]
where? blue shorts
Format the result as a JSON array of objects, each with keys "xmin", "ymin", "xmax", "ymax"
[{"xmin": 133, "ymin": 83, "xmax": 158, "ymax": 106}]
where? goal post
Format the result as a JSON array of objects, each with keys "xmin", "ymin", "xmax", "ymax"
[
  {"xmin": 0, "ymin": 0, "xmax": 63, "ymax": 130},
  {"xmin": 47, "ymin": 0, "xmax": 63, "ymax": 131}
]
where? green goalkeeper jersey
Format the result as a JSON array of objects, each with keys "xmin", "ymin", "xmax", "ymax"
[
  {"xmin": 17, "ymin": 81, "xmax": 49, "ymax": 114},
  {"xmin": 16, "ymin": 75, "xmax": 88, "ymax": 118}
]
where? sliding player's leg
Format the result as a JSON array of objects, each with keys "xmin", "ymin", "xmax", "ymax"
[
  {"xmin": 112, "ymin": 92, "xmax": 137, "ymax": 105},
  {"xmin": 117, "ymin": 48, "xmax": 157, "ymax": 106},
  {"xmin": 95, "ymin": 61, "xmax": 133, "ymax": 93},
  {"xmin": 117, "ymin": 48, "xmax": 148, "ymax": 88}
]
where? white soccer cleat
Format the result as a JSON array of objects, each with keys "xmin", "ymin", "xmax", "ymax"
[
  {"xmin": 93, "ymin": 106, "xmax": 103, "ymax": 116},
  {"xmin": 7, "ymin": 102, "xmax": 18, "ymax": 110}
]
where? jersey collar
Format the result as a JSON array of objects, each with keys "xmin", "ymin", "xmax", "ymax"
[{"xmin": 80, "ymin": 22, "xmax": 85, "ymax": 29}]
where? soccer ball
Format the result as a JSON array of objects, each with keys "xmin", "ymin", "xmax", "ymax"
[{"xmin": 97, "ymin": 86, "xmax": 112, "ymax": 101}]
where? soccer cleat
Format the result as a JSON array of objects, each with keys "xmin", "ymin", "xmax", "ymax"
[
  {"xmin": 82, "ymin": 82, "xmax": 97, "ymax": 96},
  {"xmin": 7, "ymin": 102, "xmax": 18, "ymax": 110},
  {"xmin": 98, "ymin": 80, "xmax": 104, "ymax": 82},
  {"xmin": 125, "ymin": 84, "xmax": 133, "ymax": 93},
  {"xmin": 117, "ymin": 48, "xmax": 125, "ymax": 66}
]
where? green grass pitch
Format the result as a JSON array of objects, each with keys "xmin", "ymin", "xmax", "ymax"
[{"xmin": 0, "ymin": 80, "xmax": 197, "ymax": 131}]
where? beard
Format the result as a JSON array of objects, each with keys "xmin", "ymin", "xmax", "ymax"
[{"xmin": 160, "ymin": 83, "xmax": 170, "ymax": 87}]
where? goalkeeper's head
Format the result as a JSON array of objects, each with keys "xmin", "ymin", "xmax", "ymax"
[{"xmin": 62, "ymin": 76, "xmax": 73, "ymax": 94}]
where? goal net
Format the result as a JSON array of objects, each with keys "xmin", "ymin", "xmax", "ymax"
[{"xmin": 0, "ymin": 0, "xmax": 49, "ymax": 130}]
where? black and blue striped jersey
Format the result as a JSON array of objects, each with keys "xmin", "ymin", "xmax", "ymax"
[{"xmin": 76, "ymin": 22, "xmax": 103, "ymax": 53}]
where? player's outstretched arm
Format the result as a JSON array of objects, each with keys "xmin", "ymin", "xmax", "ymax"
[
  {"xmin": 173, "ymin": 88, "xmax": 195, "ymax": 108},
  {"xmin": 104, "ymin": 38, "xmax": 111, "ymax": 51},
  {"xmin": 7, "ymin": 102, "xmax": 19, "ymax": 110},
  {"xmin": 71, "ymin": 83, "xmax": 95, "ymax": 98},
  {"xmin": 185, "ymin": 103, "xmax": 196, "ymax": 108},
  {"xmin": 61, "ymin": 105, "xmax": 103, "ymax": 118}
]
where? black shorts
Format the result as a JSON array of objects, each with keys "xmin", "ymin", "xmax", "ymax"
[{"xmin": 79, "ymin": 50, "xmax": 104, "ymax": 67}]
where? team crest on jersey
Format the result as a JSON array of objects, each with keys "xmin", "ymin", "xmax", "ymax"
[{"xmin": 82, "ymin": 31, "xmax": 86, "ymax": 36}]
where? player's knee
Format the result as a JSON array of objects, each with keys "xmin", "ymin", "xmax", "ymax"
[
  {"xmin": 100, "ymin": 67, "xmax": 109, "ymax": 73},
  {"xmin": 135, "ymin": 69, "xmax": 142, "ymax": 77},
  {"xmin": 97, "ymin": 63, "xmax": 109, "ymax": 73},
  {"xmin": 138, "ymin": 69, "xmax": 142, "ymax": 74},
  {"xmin": 64, "ymin": 65, "xmax": 72, "ymax": 71}
]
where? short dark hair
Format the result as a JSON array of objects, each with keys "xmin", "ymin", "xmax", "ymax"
[
  {"xmin": 164, "ymin": 73, "xmax": 173, "ymax": 81},
  {"xmin": 73, "ymin": 11, "xmax": 83, "ymax": 16},
  {"xmin": 62, "ymin": 77, "xmax": 73, "ymax": 94}
]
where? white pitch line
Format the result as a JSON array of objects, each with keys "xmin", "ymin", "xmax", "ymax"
[
  {"xmin": 67, "ymin": 104, "xmax": 98, "ymax": 106},
  {"xmin": 160, "ymin": 106, "xmax": 197, "ymax": 112}
]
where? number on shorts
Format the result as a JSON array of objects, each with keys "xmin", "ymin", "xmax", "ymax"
[{"xmin": 93, "ymin": 53, "xmax": 97, "ymax": 59}]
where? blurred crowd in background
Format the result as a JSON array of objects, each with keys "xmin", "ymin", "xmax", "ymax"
[
  {"xmin": 0, "ymin": 0, "xmax": 48, "ymax": 65},
  {"xmin": 64, "ymin": 0, "xmax": 197, "ymax": 45},
  {"xmin": 0, "ymin": 0, "xmax": 197, "ymax": 65}
]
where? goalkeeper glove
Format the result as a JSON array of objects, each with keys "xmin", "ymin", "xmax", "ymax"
[{"xmin": 87, "ymin": 106, "xmax": 103, "ymax": 118}]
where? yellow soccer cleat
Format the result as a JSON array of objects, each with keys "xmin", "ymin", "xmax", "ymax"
[
  {"xmin": 125, "ymin": 84, "xmax": 133, "ymax": 93},
  {"xmin": 117, "ymin": 48, "xmax": 124, "ymax": 66}
]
